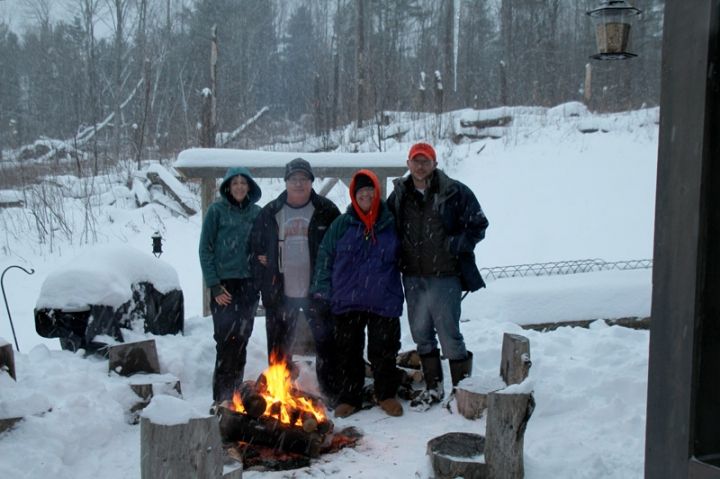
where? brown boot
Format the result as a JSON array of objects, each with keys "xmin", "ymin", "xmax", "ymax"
[
  {"xmin": 334, "ymin": 403, "xmax": 358, "ymax": 418},
  {"xmin": 379, "ymin": 398, "xmax": 404, "ymax": 417}
]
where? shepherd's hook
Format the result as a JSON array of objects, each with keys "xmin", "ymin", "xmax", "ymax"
[{"xmin": 2, "ymin": 265, "xmax": 35, "ymax": 352}]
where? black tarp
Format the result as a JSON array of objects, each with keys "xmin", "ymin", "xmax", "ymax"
[{"xmin": 35, "ymin": 281, "xmax": 184, "ymax": 354}]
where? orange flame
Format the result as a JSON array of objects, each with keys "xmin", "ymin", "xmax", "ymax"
[{"xmin": 232, "ymin": 354, "xmax": 327, "ymax": 426}]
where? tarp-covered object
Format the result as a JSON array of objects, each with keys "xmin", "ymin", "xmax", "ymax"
[{"xmin": 34, "ymin": 245, "xmax": 184, "ymax": 352}]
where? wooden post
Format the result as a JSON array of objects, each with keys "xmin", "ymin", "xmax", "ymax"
[
  {"xmin": 201, "ymin": 177, "xmax": 215, "ymax": 317},
  {"xmin": 485, "ymin": 392, "xmax": 535, "ymax": 479},
  {"xmin": 0, "ymin": 341, "xmax": 16, "ymax": 380},
  {"xmin": 140, "ymin": 416, "xmax": 228, "ymax": 479},
  {"xmin": 200, "ymin": 25, "xmax": 219, "ymax": 317},
  {"xmin": 500, "ymin": 333, "xmax": 531, "ymax": 386},
  {"xmin": 108, "ymin": 339, "xmax": 161, "ymax": 376}
]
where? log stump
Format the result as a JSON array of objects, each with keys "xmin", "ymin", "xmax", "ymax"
[
  {"xmin": 0, "ymin": 341, "xmax": 16, "ymax": 380},
  {"xmin": 427, "ymin": 432, "xmax": 487, "ymax": 479},
  {"xmin": 108, "ymin": 339, "xmax": 160, "ymax": 376},
  {"xmin": 128, "ymin": 375, "xmax": 182, "ymax": 420},
  {"xmin": 499, "ymin": 333, "xmax": 531, "ymax": 386},
  {"xmin": 485, "ymin": 392, "xmax": 535, "ymax": 479},
  {"xmin": 455, "ymin": 375, "xmax": 506, "ymax": 420},
  {"xmin": 140, "ymin": 415, "xmax": 227, "ymax": 479},
  {"xmin": 0, "ymin": 416, "xmax": 23, "ymax": 434}
]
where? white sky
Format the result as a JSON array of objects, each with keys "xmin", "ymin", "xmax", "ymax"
[{"xmin": 0, "ymin": 102, "xmax": 657, "ymax": 478}]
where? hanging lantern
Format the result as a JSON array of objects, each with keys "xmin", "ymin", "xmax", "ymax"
[
  {"xmin": 587, "ymin": 1, "xmax": 642, "ymax": 60},
  {"xmin": 152, "ymin": 232, "xmax": 163, "ymax": 257}
]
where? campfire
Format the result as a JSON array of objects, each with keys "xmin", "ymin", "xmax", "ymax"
[
  {"xmin": 217, "ymin": 355, "xmax": 358, "ymax": 468},
  {"xmin": 230, "ymin": 355, "xmax": 329, "ymax": 432}
]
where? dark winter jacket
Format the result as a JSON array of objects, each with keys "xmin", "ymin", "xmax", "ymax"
[
  {"xmin": 251, "ymin": 190, "xmax": 340, "ymax": 308},
  {"xmin": 311, "ymin": 174, "xmax": 404, "ymax": 318},
  {"xmin": 387, "ymin": 168, "xmax": 489, "ymax": 291},
  {"xmin": 199, "ymin": 167, "xmax": 262, "ymax": 291}
]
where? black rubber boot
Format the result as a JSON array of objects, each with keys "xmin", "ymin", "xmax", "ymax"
[
  {"xmin": 420, "ymin": 349, "xmax": 443, "ymax": 389},
  {"xmin": 449, "ymin": 350, "xmax": 473, "ymax": 386},
  {"xmin": 410, "ymin": 349, "xmax": 445, "ymax": 411}
]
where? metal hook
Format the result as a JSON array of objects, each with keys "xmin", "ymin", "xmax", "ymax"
[{"xmin": 2, "ymin": 265, "xmax": 36, "ymax": 352}]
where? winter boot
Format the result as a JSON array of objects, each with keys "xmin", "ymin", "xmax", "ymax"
[
  {"xmin": 334, "ymin": 403, "xmax": 358, "ymax": 418},
  {"xmin": 449, "ymin": 351, "xmax": 473, "ymax": 387},
  {"xmin": 379, "ymin": 398, "xmax": 404, "ymax": 417},
  {"xmin": 410, "ymin": 349, "xmax": 445, "ymax": 411}
]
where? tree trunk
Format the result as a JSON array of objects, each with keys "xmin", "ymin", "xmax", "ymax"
[
  {"xmin": 355, "ymin": 0, "xmax": 366, "ymax": 127},
  {"xmin": 584, "ymin": 63, "xmax": 592, "ymax": 107}
]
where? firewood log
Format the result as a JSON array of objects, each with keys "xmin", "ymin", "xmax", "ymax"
[
  {"xmin": 238, "ymin": 381, "xmax": 267, "ymax": 419},
  {"xmin": 218, "ymin": 406, "xmax": 322, "ymax": 457}
]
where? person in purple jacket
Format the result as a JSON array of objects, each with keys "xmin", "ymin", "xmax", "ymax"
[{"xmin": 310, "ymin": 169, "xmax": 405, "ymax": 418}]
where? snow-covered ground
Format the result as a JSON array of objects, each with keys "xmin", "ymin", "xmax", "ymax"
[{"xmin": 0, "ymin": 104, "xmax": 658, "ymax": 478}]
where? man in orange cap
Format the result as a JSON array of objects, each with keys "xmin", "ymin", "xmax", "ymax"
[{"xmin": 388, "ymin": 142, "xmax": 489, "ymax": 411}]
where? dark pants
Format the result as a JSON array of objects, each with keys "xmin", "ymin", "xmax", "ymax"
[
  {"xmin": 210, "ymin": 278, "xmax": 258, "ymax": 402},
  {"xmin": 265, "ymin": 297, "xmax": 338, "ymax": 401},
  {"xmin": 335, "ymin": 311, "xmax": 401, "ymax": 408}
]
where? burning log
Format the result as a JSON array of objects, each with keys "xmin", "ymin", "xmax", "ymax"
[
  {"xmin": 302, "ymin": 417, "xmax": 318, "ymax": 433},
  {"xmin": 237, "ymin": 381, "xmax": 267, "ymax": 419},
  {"xmin": 218, "ymin": 405, "xmax": 325, "ymax": 457}
]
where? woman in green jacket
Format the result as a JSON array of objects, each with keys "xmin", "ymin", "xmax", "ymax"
[{"xmin": 199, "ymin": 167, "xmax": 262, "ymax": 404}]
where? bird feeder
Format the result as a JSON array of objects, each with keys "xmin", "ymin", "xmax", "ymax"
[
  {"xmin": 587, "ymin": 0, "xmax": 642, "ymax": 60},
  {"xmin": 152, "ymin": 232, "xmax": 163, "ymax": 257}
]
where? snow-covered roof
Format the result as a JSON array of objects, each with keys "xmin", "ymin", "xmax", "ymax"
[
  {"xmin": 174, "ymin": 148, "xmax": 408, "ymax": 179},
  {"xmin": 35, "ymin": 245, "xmax": 181, "ymax": 310}
]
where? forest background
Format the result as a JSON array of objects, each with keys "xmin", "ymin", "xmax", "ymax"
[{"xmin": 0, "ymin": 0, "xmax": 663, "ymax": 189}]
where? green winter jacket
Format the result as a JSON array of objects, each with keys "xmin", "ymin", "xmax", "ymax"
[{"xmin": 199, "ymin": 167, "xmax": 262, "ymax": 292}]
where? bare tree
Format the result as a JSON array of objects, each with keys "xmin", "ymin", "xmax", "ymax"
[
  {"xmin": 74, "ymin": 0, "xmax": 104, "ymax": 174},
  {"xmin": 105, "ymin": 0, "xmax": 133, "ymax": 163},
  {"xmin": 355, "ymin": 0, "xmax": 366, "ymax": 127}
]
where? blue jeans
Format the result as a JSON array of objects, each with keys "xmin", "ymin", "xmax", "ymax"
[
  {"xmin": 402, "ymin": 275, "xmax": 467, "ymax": 360},
  {"xmin": 210, "ymin": 278, "xmax": 258, "ymax": 402}
]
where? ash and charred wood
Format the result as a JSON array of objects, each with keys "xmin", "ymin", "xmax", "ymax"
[
  {"xmin": 317, "ymin": 419, "xmax": 333, "ymax": 435},
  {"xmin": 218, "ymin": 406, "xmax": 322, "ymax": 457}
]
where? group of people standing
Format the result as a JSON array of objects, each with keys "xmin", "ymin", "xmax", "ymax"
[{"xmin": 198, "ymin": 142, "xmax": 489, "ymax": 419}]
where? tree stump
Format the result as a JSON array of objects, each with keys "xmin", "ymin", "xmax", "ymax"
[
  {"xmin": 485, "ymin": 392, "xmax": 535, "ymax": 479},
  {"xmin": 128, "ymin": 375, "xmax": 182, "ymax": 419},
  {"xmin": 108, "ymin": 339, "xmax": 160, "ymax": 376},
  {"xmin": 0, "ymin": 340, "xmax": 16, "ymax": 380},
  {"xmin": 0, "ymin": 416, "xmax": 23, "ymax": 434},
  {"xmin": 140, "ymin": 416, "xmax": 226, "ymax": 479},
  {"xmin": 427, "ymin": 432, "xmax": 487, "ymax": 479},
  {"xmin": 500, "ymin": 333, "xmax": 531, "ymax": 386},
  {"xmin": 455, "ymin": 375, "xmax": 506, "ymax": 420}
]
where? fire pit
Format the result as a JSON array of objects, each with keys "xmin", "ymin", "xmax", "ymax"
[{"xmin": 217, "ymin": 357, "xmax": 360, "ymax": 470}]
